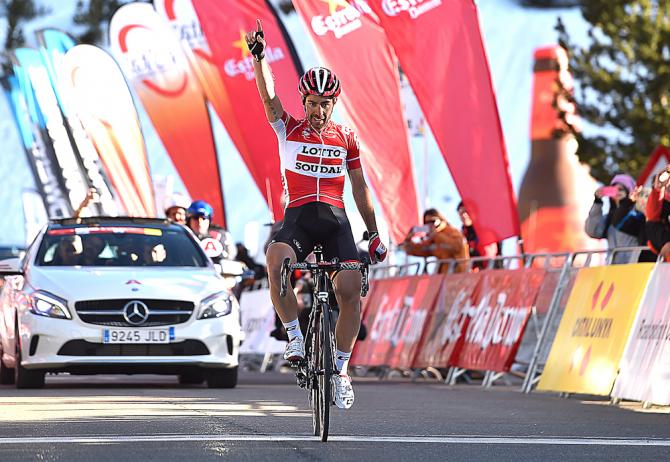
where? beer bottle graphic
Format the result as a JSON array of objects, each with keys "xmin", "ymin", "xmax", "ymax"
[{"xmin": 518, "ymin": 45, "xmax": 601, "ymax": 254}]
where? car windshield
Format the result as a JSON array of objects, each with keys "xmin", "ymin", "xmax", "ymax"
[{"xmin": 35, "ymin": 226, "xmax": 208, "ymax": 268}]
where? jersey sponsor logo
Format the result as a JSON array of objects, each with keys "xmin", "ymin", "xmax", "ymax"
[
  {"xmin": 299, "ymin": 145, "xmax": 345, "ymax": 158},
  {"xmin": 381, "ymin": 0, "xmax": 442, "ymax": 19},
  {"xmin": 295, "ymin": 161, "xmax": 343, "ymax": 175},
  {"xmin": 310, "ymin": 0, "xmax": 373, "ymax": 39},
  {"xmin": 225, "ymin": 30, "xmax": 285, "ymax": 81}
]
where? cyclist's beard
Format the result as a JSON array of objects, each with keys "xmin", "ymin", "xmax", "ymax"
[{"xmin": 309, "ymin": 114, "xmax": 328, "ymax": 132}]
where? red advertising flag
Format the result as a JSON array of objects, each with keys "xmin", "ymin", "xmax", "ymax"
[
  {"xmin": 412, "ymin": 272, "xmax": 481, "ymax": 368},
  {"xmin": 367, "ymin": 0, "xmax": 519, "ymax": 245},
  {"xmin": 190, "ymin": 0, "xmax": 306, "ymax": 221},
  {"xmin": 350, "ymin": 276, "xmax": 413, "ymax": 366},
  {"xmin": 109, "ymin": 2, "xmax": 226, "ymax": 226},
  {"xmin": 154, "ymin": 0, "xmax": 246, "ymax": 193},
  {"xmin": 455, "ymin": 268, "xmax": 546, "ymax": 372},
  {"xmin": 65, "ymin": 44, "xmax": 155, "ymax": 216},
  {"xmin": 292, "ymin": 0, "xmax": 420, "ymax": 244}
]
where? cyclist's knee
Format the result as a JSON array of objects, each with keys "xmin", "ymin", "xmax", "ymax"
[
  {"xmin": 335, "ymin": 282, "xmax": 361, "ymax": 311},
  {"xmin": 266, "ymin": 243, "xmax": 295, "ymax": 290}
]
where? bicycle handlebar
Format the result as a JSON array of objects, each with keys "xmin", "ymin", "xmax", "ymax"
[{"xmin": 279, "ymin": 258, "xmax": 369, "ymax": 298}]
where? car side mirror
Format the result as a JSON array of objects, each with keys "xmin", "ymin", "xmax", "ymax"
[
  {"xmin": 0, "ymin": 257, "xmax": 24, "ymax": 276},
  {"xmin": 215, "ymin": 259, "xmax": 245, "ymax": 277}
]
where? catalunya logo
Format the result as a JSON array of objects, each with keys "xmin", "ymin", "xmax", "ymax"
[{"xmin": 569, "ymin": 281, "xmax": 615, "ymax": 376}]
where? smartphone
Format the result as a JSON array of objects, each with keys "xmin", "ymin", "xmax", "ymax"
[{"xmin": 600, "ymin": 186, "xmax": 619, "ymax": 198}]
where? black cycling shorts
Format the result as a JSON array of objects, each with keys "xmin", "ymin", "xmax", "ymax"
[{"xmin": 270, "ymin": 202, "xmax": 359, "ymax": 262}]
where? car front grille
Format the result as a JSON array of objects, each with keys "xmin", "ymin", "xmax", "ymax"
[
  {"xmin": 57, "ymin": 339, "xmax": 210, "ymax": 356},
  {"xmin": 74, "ymin": 299, "xmax": 195, "ymax": 327}
]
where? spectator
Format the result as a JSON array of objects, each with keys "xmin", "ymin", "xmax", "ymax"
[
  {"xmin": 164, "ymin": 193, "xmax": 190, "ymax": 225},
  {"xmin": 52, "ymin": 235, "xmax": 83, "ymax": 266},
  {"xmin": 585, "ymin": 173, "xmax": 647, "ymax": 263},
  {"xmin": 645, "ymin": 168, "xmax": 670, "ymax": 261},
  {"xmin": 73, "ymin": 188, "xmax": 98, "ymax": 219},
  {"xmin": 402, "ymin": 208, "xmax": 469, "ymax": 273},
  {"xmin": 235, "ymin": 243, "xmax": 267, "ymax": 280},
  {"xmin": 457, "ymin": 202, "xmax": 500, "ymax": 265}
]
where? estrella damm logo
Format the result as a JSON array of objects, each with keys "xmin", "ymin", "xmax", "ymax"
[
  {"xmin": 224, "ymin": 29, "xmax": 285, "ymax": 81},
  {"xmin": 381, "ymin": 0, "xmax": 442, "ymax": 19},
  {"xmin": 311, "ymin": 0, "xmax": 372, "ymax": 39}
]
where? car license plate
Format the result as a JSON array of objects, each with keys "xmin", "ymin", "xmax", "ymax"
[{"xmin": 102, "ymin": 327, "xmax": 175, "ymax": 344}]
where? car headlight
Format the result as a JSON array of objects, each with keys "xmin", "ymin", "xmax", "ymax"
[
  {"xmin": 198, "ymin": 291, "xmax": 233, "ymax": 319},
  {"xmin": 29, "ymin": 291, "xmax": 71, "ymax": 319}
]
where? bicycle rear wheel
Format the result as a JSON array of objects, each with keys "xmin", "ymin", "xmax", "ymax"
[{"xmin": 318, "ymin": 303, "xmax": 333, "ymax": 442}]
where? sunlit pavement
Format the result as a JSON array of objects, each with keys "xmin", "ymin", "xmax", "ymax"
[{"xmin": 0, "ymin": 370, "xmax": 669, "ymax": 461}]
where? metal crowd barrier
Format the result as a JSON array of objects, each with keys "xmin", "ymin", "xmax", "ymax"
[{"xmin": 365, "ymin": 246, "xmax": 651, "ymax": 391}]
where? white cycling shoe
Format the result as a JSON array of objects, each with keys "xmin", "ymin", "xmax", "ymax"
[
  {"xmin": 333, "ymin": 374, "xmax": 355, "ymax": 409},
  {"xmin": 283, "ymin": 337, "xmax": 305, "ymax": 362}
]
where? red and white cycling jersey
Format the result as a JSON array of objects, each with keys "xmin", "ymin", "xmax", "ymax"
[{"xmin": 270, "ymin": 111, "xmax": 362, "ymax": 209}]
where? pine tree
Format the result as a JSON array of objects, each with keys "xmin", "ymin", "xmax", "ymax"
[
  {"xmin": 557, "ymin": 1, "xmax": 670, "ymax": 182},
  {"xmin": 0, "ymin": 0, "xmax": 47, "ymax": 74},
  {"xmin": 73, "ymin": 0, "xmax": 144, "ymax": 45}
]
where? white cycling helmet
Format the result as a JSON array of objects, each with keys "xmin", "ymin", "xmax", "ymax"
[{"xmin": 164, "ymin": 193, "xmax": 191, "ymax": 214}]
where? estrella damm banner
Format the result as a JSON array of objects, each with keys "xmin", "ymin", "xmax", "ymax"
[{"xmin": 537, "ymin": 263, "xmax": 654, "ymax": 395}]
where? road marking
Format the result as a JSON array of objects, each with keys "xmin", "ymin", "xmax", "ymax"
[{"xmin": 0, "ymin": 434, "xmax": 669, "ymax": 446}]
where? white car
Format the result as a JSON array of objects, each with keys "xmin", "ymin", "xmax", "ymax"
[{"xmin": 0, "ymin": 217, "xmax": 244, "ymax": 389}]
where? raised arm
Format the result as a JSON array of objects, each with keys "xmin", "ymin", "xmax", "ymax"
[
  {"xmin": 246, "ymin": 19, "xmax": 284, "ymax": 122},
  {"xmin": 349, "ymin": 168, "xmax": 387, "ymax": 263}
]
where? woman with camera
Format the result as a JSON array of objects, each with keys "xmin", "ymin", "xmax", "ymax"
[{"xmin": 585, "ymin": 173, "xmax": 650, "ymax": 263}]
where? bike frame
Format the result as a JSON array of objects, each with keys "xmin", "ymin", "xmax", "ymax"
[{"xmin": 280, "ymin": 246, "xmax": 368, "ymax": 442}]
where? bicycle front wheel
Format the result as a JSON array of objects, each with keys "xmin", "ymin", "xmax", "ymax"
[{"xmin": 318, "ymin": 302, "xmax": 333, "ymax": 442}]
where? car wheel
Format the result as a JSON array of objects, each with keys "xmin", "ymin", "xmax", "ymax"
[
  {"xmin": 178, "ymin": 370, "xmax": 205, "ymax": 385},
  {"xmin": 206, "ymin": 366, "xmax": 238, "ymax": 389},
  {"xmin": 14, "ymin": 328, "xmax": 45, "ymax": 389},
  {"xmin": 0, "ymin": 354, "xmax": 15, "ymax": 385}
]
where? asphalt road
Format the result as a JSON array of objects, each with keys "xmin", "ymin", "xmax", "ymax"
[{"xmin": 0, "ymin": 370, "xmax": 669, "ymax": 461}]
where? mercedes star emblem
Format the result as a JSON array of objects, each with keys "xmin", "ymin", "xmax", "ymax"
[{"xmin": 122, "ymin": 300, "xmax": 150, "ymax": 326}]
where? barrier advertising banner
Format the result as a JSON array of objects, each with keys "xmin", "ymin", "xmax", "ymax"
[
  {"xmin": 612, "ymin": 264, "xmax": 670, "ymax": 405},
  {"xmin": 350, "ymin": 277, "xmax": 413, "ymax": 366},
  {"xmin": 455, "ymin": 268, "xmax": 546, "ymax": 372},
  {"xmin": 239, "ymin": 289, "xmax": 286, "ymax": 355},
  {"xmin": 387, "ymin": 274, "xmax": 443, "ymax": 368},
  {"xmin": 1, "ymin": 74, "xmax": 71, "ymax": 218},
  {"xmin": 366, "ymin": 0, "xmax": 519, "ymax": 245},
  {"xmin": 65, "ymin": 44, "xmax": 156, "ymax": 216},
  {"xmin": 412, "ymin": 273, "xmax": 480, "ymax": 368},
  {"xmin": 292, "ymin": 0, "xmax": 420, "ymax": 244},
  {"xmin": 538, "ymin": 264, "xmax": 654, "ymax": 395},
  {"xmin": 36, "ymin": 28, "xmax": 119, "ymax": 216},
  {"xmin": 110, "ymin": 2, "xmax": 225, "ymax": 225},
  {"xmin": 12, "ymin": 48, "xmax": 89, "ymax": 214},
  {"xmin": 191, "ymin": 0, "xmax": 305, "ymax": 221}
]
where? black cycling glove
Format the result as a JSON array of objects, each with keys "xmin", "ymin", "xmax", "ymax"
[{"xmin": 249, "ymin": 30, "xmax": 265, "ymax": 62}]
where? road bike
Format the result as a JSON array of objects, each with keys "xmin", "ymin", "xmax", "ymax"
[{"xmin": 280, "ymin": 245, "xmax": 368, "ymax": 441}]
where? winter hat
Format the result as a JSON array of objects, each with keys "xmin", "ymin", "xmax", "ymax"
[{"xmin": 610, "ymin": 174, "xmax": 636, "ymax": 194}]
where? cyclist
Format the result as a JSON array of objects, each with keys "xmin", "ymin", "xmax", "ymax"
[
  {"xmin": 245, "ymin": 20, "xmax": 388, "ymax": 409},
  {"xmin": 186, "ymin": 200, "xmax": 236, "ymax": 262}
]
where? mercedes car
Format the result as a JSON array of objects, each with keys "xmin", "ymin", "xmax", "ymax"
[{"xmin": 0, "ymin": 217, "xmax": 243, "ymax": 389}]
